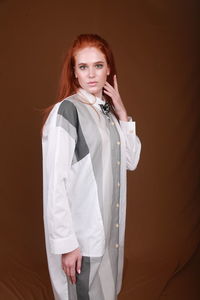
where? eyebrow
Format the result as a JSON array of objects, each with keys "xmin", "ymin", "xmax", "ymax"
[{"xmin": 78, "ymin": 61, "xmax": 105, "ymax": 66}]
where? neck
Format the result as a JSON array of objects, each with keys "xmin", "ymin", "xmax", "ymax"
[{"xmin": 92, "ymin": 90, "xmax": 102, "ymax": 99}]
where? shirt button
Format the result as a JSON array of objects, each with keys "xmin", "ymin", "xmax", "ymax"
[
  {"xmin": 117, "ymin": 161, "xmax": 120, "ymax": 165},
  {"xmin": 111, "ymin": 122, "xmax": 115, "ymax": 126},
  {"xmin": 115, "ymin": 223, "xmax": 119, "ymax": 228},
  {"xmin": 117, "ymin": 141, "xmax": 120, "ymax": 145},
  {"xmin": 116, "ymin": 203, "xmax": 119, "ymax": 208},
  {"xmin": 117, "ymin": 182, "xmax": 120, "ymax": 187},
  {"xmin": 115, "ymin": 244, "xmax": 119, "ymax": 248}
]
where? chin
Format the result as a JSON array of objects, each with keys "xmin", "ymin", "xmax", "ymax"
[{"xmin": 88, "ymin": 87, "xmax": 102, "ymax": 96}]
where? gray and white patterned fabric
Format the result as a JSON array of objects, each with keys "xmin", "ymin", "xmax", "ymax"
[{"xmin": 42, "ymin": 88, "xmax": 141, "ymax": 300}]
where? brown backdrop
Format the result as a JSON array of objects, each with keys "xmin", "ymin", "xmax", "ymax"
[{"xmin": 0, "ymin": 1, "xmax": 199, "ymax": 299}]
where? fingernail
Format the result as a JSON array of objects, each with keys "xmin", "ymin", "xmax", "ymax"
[{"xmin": 78, "ymin": 269, "xmax": 81, "ymax": 274}]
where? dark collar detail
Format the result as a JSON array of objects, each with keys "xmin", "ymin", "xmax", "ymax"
[{"xmin": 99, "ymin": 102, "xmax": 111, "ymax": 116}]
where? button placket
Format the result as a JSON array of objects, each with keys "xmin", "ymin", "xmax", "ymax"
[
  {"xmin": 109, "ymin": 115, "xmax": 121, "ymax": 251},
  {"xmin": 115, "ymin": 123, "xmax": 121, "ymax": 249}
]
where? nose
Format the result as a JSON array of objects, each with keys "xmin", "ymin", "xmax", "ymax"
[{"xmin": 88, "ymin": 67, "xmax": 95, "ymax": 78}]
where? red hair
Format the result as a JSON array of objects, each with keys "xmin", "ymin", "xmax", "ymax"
[{"xmin": 42, "ymin": 34, "xmax": 117, "ymax": 128}]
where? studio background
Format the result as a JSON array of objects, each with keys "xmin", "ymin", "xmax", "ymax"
[{"xmin": 0, "ymin": 1, "xmax": 199, "ymax": 299}]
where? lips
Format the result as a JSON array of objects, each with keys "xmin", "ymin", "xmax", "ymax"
[{"xmin": 88, "ymin": 81, "xmax": 97, "ymax": 86}]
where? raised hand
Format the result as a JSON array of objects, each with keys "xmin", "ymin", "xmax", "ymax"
[{"xmin": 103, "ymin": 74, "xmax": 128, "ymax": 121}]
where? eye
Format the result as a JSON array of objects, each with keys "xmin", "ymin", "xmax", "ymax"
[
  {"xmin": 79, "ymin": 65, "xmax": 87, "ymax": 70},
  {"xmin": 96, "ymin": 64, "xmax": 103, "ymax": 69}
]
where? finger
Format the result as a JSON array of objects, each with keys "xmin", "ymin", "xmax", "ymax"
[
  {"xmin": 105, "ymin": 76, "xmax": 118, "ymax": 92},
  {"xmin": 76, "ymin": 255, "xmax": 82, "ymax": 274},
  {"xmin": 114, "ymin": 75, "xmax": 119, "ymax": 91},
  {"xmin": 70, "ymin": 267, "xmax": 76, "ymax": 284},
  {"xmin": 103, "ymin": 90, "xmax": 113, "ymax": 98},
  {"xmin": 70, "ymin": 274, "xmax": 76, "ymax": 284},
  {"xmin": 104, "ymin": 89, "xmax": 118, "ymax": 99},
  {"xmin": 104, "ymin": 81, "xmax": 114, "ymax": 88},
  {"xmin": 104, "ymin": 84, "xmax": 118, "ymax": 97},
  {"xmin": 62, "ymin": 262, "xmax": 67, "ymax": 273},
  {"xmin": 66, "ymin": 267, "xmax": 70, "ymax": 277},
  {"xmin": 69, "ymin": 275, "xmax": 74, "ymax": 284},
  {"xmin": 70, "ymin": 267, "xmax": 75, "ymax": 276},
  {"xmin": 103, "ymin": 86, "xmax": 116, "ymax": 98},
  {"xmin": 66, "ymin": 270, "xmax": 74, "ymax": 285}
]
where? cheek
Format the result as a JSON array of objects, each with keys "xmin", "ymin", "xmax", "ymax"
[
  {"xmin": 77, "ymin": 72, "xmax": 85, "ymax": 83},
  {"xmin": 100, "ymin": 69, "xmax": 108, "ymax": 81}
]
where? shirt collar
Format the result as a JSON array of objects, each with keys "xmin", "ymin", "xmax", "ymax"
[{"xmin": 77, "ymin": 88, "xmax": 106, "ymax": 110}]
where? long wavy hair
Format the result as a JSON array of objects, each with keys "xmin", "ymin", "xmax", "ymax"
[{"xmin": 42, "ymin": 34, "xmax": 118, "ymax": 128}]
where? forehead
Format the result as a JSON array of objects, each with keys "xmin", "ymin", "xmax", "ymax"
[{"xmin": 74, "ymin": 47, "xmax": 106, "ymax": 63}]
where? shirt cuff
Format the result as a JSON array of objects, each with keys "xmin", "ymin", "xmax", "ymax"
[
  {"xmin": 119, "ymin": 116, "xmax": 136, "ymax": 135},
  {"xmin": 49, "ymin": 234, "xmax": 79, "ymax": 255}
]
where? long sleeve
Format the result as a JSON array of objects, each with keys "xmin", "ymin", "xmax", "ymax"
[
  {"xmin": 43, "ymin": 101, "xmax": 79, "ymax": 255},
  {"xmin": 119, "ymin": 116, "xmax": 141, "ymax": 170}
]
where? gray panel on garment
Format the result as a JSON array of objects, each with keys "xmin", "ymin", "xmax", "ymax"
[
  {"xmin": 76, "ymin": 257, "xmax": 90, "ymax": 300},
  {"xmin": 57, "ymin": 100, "xmax": 89, "ymax": 162}
]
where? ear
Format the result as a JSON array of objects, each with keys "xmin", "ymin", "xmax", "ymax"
[{"xmin": 107, "ymin": 67, "xmax": 110, "ymax": 76}]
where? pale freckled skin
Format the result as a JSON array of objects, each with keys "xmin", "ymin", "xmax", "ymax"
[
  {"xmin": 74, "ymin": 47, "xmax": 110, "ymax": 99},
  {"xmin": 74, "ymin": 46, "xmax": 128, "ymax": 121}
]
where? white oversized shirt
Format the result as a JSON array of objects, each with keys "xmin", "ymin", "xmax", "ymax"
[{"xmin": 42, "ymin": 88, "xmax": 141, "ymax": 299}]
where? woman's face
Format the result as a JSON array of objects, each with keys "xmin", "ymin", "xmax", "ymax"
[{"xmin": 74, "ymin": 47, "xmax": 110, "ymax": 98}]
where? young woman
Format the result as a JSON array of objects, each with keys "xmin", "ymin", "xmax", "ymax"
[{"xmin": 42, "ymin": 33, "xmax": 141, "ymax": 300}]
